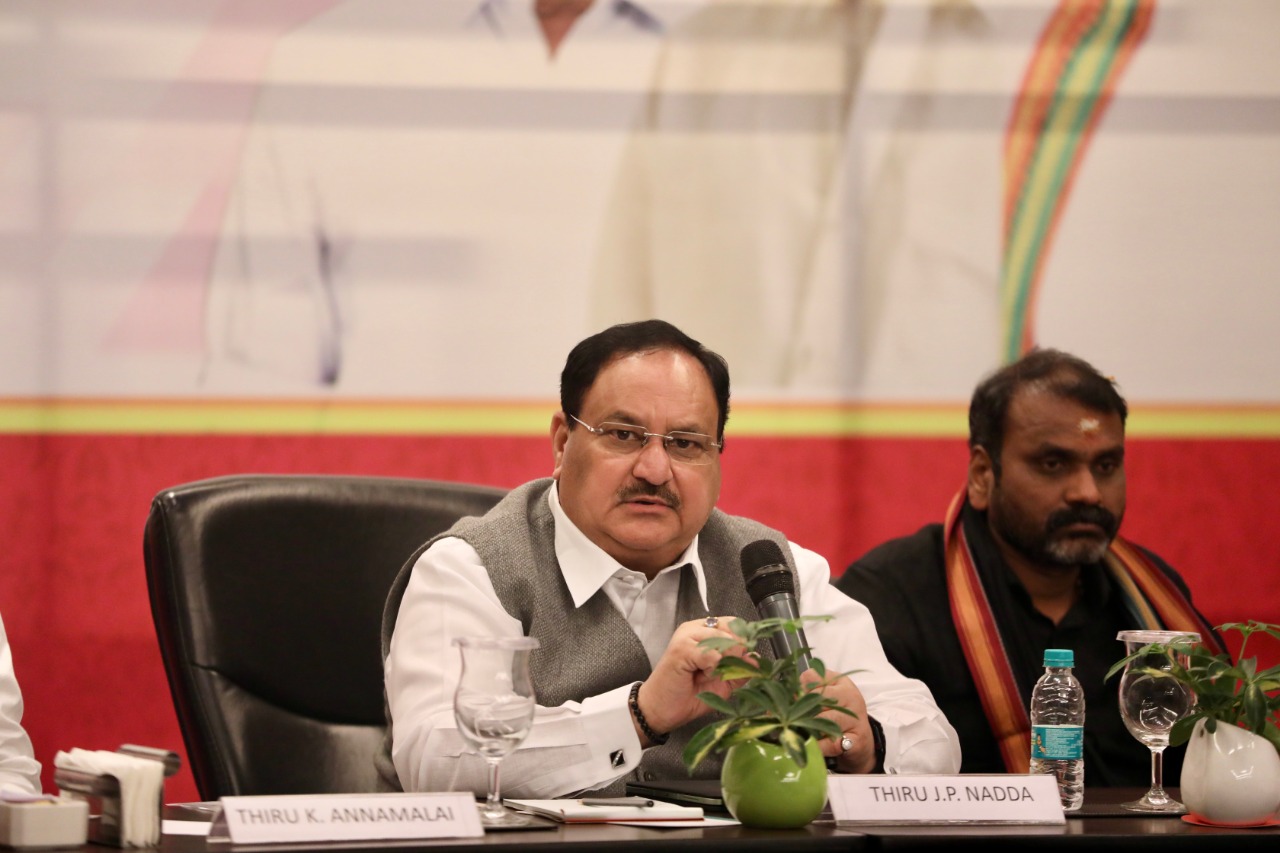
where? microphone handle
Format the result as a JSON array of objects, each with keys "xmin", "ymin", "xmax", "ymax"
[{"xmin": 754, "ymin": 591, "xmax": 814, "ymax": 671}]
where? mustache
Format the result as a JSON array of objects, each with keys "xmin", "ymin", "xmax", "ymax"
[
  {"xmin": 1046, "ymin": 505, "xmax": 1119, "ymax": 537},
  {"xmin": 618, "ymin": 482, "xmax": 681, "ymax": 511}
]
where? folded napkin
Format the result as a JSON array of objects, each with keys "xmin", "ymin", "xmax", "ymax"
[{"xmin": 54, "ymin": 749, "xmax": 164, "ymax": 847}]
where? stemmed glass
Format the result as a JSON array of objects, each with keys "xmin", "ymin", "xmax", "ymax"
[
  {"xmin": 452, "ymin": 636, "xmax": 539, "ymax": 828},
  {"xmin": 1115, "ymin": 629, "xmax": 1199, "ymax": 812}
]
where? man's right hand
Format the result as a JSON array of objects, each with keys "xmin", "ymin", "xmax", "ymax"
[{"xmin": 631, "ymin": 616, "xmax": 743, "ymax": 745}]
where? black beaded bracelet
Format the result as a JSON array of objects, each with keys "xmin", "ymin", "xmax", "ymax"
[
  {"xmin": 868, "ymin": 715, "xmax": 887, "ymax": 773},
  {"xmin": 629, "ymin": 682, "xmax": 669, "ymax": 746}
]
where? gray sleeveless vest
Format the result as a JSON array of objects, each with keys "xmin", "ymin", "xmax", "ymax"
[{"xmin": 377, "ymin": 478, "xmax": 798, "ymax": 793}]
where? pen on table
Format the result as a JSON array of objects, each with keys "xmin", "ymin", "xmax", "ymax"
[{"xmin": 580, "ymin": 797, "xmax": 654, "ymax": 808}]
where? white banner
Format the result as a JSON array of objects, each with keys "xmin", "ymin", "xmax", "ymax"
[{"xmin": 3, "ymin": 1, "xmax": 1278, "ymax": 403}]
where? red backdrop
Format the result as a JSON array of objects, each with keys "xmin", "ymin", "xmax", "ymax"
[{"xmin": 2, "ymin": 433, "xmax": 1277, "ymax": 802}]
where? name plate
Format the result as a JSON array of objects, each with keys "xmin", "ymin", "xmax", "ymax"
[
  {"xmin": 829, "ymin": 775, "xmax": 1066, "ymax": 825},
  {"xmin": 211, "ymin": 793, "xmax": 482, "ymax": 844}
]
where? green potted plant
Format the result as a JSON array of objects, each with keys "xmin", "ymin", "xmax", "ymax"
[
  {"xmin": 1106, "ymin": 620, "xmax": 1280, "ymax": 824},
  {"xmin": 682, "ymin": 615, "xmax": 856, "ymax": 828}
]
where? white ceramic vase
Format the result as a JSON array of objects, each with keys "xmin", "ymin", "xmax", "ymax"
[{"xmin": 1180, "ymin": 718, "xmax": 1280, "ymax": 825}]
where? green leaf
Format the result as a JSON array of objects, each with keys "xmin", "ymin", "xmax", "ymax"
[
  {"xmin": 757, "ymin": 678, "xmax": 794, "ymax": 715},
  {"xmin": 1169, "ymin": 713, "xmax": 1203, "ymax": 747},
  {"xmin": 1259, "ymin": 723, "xmax": 1280, "ymax": 758},
  {"xmin": 723, "ymin": 617, "xmax": 756, "ymax": 644},
  {"xmin": 736, "ymin": 690, "xmax": 771, "ymax": 710},
  {"xmin": 697, "ymin": 692, "xmax": 739, "ymax": 717},
  {"xmin": 778, "ymin": 727, "xmax": 808, "ymax": 767},
  {"xmin": 683, "ymin": 719, "xmax": 735, "ymax": 772},
  {"xmin": 715, "ymin": 661, "xmax": 767, "ymax": 682},
  {"xmin": 1254, "ymin": 675, "xmax": 1280, "ymax": 693},
  {"xmin": 797, "ymin": 717, "xmax": 844, "ymax": 739},
  {"xmin": 788, "ymin": 691, "xmax": 827, "ymax": 720},
  {"xmin": 1243, "ymin": 683, "xmax": 1268, "ymax": 734},
  {"xmin": 1104, "ymin": 657, "xmax": 1130, "ymax": 682},
  {"xmin": 726, "ymin": 722, "xmax": 782, "ymax": 745},
  {"xmin": 695, "ymin": 636, "xmax": 736, "ymax": 652}
]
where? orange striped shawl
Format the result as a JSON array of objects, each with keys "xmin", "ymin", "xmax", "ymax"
[{"xmin": 944, "ymin": 490, "xmax": 1220, "ymax": 772}]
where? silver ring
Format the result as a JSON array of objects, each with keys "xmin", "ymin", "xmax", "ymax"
[
  {"xmin": 704, "ymin": 615, "xmax": 719, "ymax": 628},
  {"xmin": 840, "ymin": 735, "xmax": 853, "ymax": 753}
]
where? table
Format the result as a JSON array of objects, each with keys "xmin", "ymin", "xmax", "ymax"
[
  {"xmin": 838, "ymin": 787, "xmax": 1279, "ymax": 851},
  {"xmin": 148, "ymin": 789, "xmax": 1275, "ymax": 853},
  {"xmin": 160, "ymin": 817, "xmax": 862, "ymax": 853}
]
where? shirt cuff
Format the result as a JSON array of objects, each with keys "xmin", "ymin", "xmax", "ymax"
[{"xmin": 579, "ymin": 682, "xmax": 646, "ymax": 776}]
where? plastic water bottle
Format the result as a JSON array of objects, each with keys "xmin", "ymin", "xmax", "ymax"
[{"xmin": 1029, "ymin": 648, "xmax": 1084, "ymax": 811}]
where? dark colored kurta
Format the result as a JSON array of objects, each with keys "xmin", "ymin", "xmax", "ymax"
[{"xmin": 836, "ymin": 504, "xmax": 1213, "ymax": 786}]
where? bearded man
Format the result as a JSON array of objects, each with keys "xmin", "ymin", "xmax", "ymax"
[{"xmin": 836, "ymin": 349, "xmax": 1220, "ymax": 785}]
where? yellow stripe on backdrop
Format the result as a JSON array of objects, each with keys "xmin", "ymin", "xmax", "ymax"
[{"xmin": 1, "ymin": 398, "xmax": 1279, "ymax": 439}]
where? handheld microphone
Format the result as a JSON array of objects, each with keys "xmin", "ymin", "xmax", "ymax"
[{"xmin": 740, "ymin": 540, "xmax": 813, "ymax": 671}]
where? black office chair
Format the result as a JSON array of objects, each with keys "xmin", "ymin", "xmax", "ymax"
[{"xmin": 143, "ymin": 473, "xmax": 506, "ymax": 800}]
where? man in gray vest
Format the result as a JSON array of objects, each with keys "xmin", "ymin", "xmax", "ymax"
[{"xmin": 380, "ymin": 320, "xmax": 959, "ymax": 796}]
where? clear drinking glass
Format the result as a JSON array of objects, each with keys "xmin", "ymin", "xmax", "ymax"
[
  {"xmin": 1116, "ymin": 629, "xmax": 1199, "ymax": 813},
  {"xmin": 452, "ymin": 636, "xmax": 539, "ymax": 828}
]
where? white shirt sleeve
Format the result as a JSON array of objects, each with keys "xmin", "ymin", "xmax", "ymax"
[
  {"xmin": 385, "ymin": 537, "xmax": 644, "ymax": 796},
  {"xmin": 791, "ymin": 542, "xmax": 962, "ymax": 774},
  {"xmin": 0, "ymin": 614, "xmax": 41, "ymax": 794}
]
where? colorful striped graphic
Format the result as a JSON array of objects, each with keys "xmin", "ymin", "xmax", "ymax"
[{"xmin": 1002, "ymin": 0, "xmax": 1156, "ymax": 362}]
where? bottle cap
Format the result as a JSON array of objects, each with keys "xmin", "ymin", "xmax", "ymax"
[{"xmin": 1043, "ymin": 648, "xmax": 1074, "ymax": 667}]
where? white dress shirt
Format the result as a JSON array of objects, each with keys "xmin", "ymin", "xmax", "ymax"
[
  {"xmin": 0, "ymin": 613, "xmax": 41, "ymax": 794},
  {"xmin": 385, "ymin": 483, "xmax": 959, "ymax": 796},
  {"xmin": 201, "ymin": 0, "xmax": 696, "ymax": 395}
]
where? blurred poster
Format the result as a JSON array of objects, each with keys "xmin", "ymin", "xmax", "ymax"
[
  {"xmin": 593, "ymin": 0, "xmax": 1280, "ymax": 401},
  {"xmin": 2, "ymin": 0, "xmax": 1277, "ymax": 403}
]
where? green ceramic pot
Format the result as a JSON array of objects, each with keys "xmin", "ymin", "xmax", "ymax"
[{"xmin": 720, "ymin": 737, "xmax": 828, "ymax": 829}]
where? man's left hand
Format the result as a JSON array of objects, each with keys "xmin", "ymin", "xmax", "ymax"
[{"xmin": 806, "ymin": 671, "xmax": 874, "ymax": 773}]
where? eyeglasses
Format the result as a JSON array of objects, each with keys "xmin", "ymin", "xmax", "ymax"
[{"xmin": 569, "ymin": 415, "xmax": 722, "ymax": 465}]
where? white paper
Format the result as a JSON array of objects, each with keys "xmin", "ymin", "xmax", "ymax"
[
  {"xmin": 506, "ymin": 798, "xmax": 704, "ymax": 823},
  {"xmin": 162, "ymin": 820, "xmax": 213, "ymax": 836},
  {"xmin": 613, "ymin": 816, "xmax": 740, "ymax": 828}
]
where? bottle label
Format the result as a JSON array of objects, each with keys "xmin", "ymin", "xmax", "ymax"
[{"xmin": 1031, "ymin": 724, "xmax": 1083, "ymax": 760}]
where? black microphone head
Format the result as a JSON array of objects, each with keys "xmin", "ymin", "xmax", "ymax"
[{"xmin": 740, "ymin": 540, "xmax": 794, "ymax": 606}]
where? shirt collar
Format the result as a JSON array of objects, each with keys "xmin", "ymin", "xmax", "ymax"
[
  {"xmin": 548, "ymin": 480, "xmax": 709, "ymax": 609},
  {"xmin": 1078, "ymin": 562, "xmax": 1113, "ymax": 606},
  {"xmin": 471, "ymin": 0, "xmax": 679, "ymax": 35}
]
